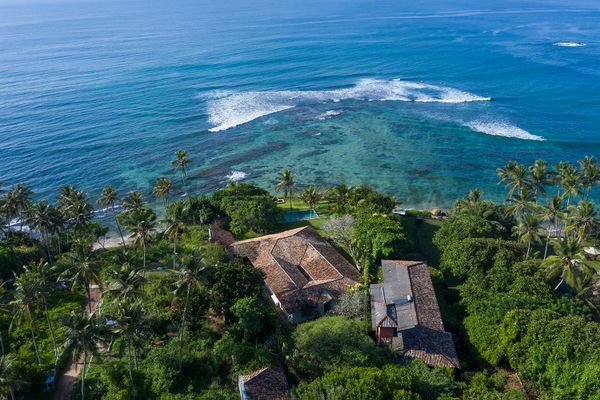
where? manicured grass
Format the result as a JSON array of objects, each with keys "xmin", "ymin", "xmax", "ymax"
[
  {"xmin": 276, "ymin": 196, "xmax": 333, "ymax": 216},
  {"xmin": 397, "ymin": 214, "xmax": 442, "ymax": 266}
]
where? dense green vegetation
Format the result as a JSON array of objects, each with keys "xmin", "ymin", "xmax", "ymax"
[{"xmin": 0, "ymin": 153, "xmax": 598, "ymax": 399}]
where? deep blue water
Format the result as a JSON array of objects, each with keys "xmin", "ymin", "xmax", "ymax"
[{"xmin": 1, "ymin": 0, "xmax": 599, "ymax": 209}]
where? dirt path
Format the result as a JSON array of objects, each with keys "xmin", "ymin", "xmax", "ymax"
[{"xmin": 52, "ymin": 286, "xmax": 101, "ymax": 400}]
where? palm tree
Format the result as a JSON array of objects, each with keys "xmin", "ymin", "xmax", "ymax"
[
  {"xmin": 542, "ymin": 238, "xmax": 591, "ymax": 291},
  {"xmin": 61, "ymin": 312, "xmax": 101, "ymax": 400},
  {"xmin": 163, "ymin": 202, "xmax": 188, "ymax": 263},
  {"xmin": 98, "ymin": 185, "xmax": 126, "ymax": 246},
  {"xmin": 28, "ymin": 201, "xmax": 53, "ymax": 259},
  {"xmin": 27, "ymin": 260, "xmax": 60, "ymax": 370},
  {"xmin": 275, "ymin": 169, "xmax": 295, "ymax": 209},
  {"xmin": 572, "ymin": 269, "xmax": 599, "ymax": 312},
  {"xmin": 300, "ymin": 186, "xmax": 320, "ymax": 218},
  {"xmin": 122, "ymin": 191, "xmax": 145, "ymax": 213},
  {"xmin": 124, "ymin": 208, "xmax": 157, "ymax": 269},
  {"xmin": 567, "ymin": 200, "xmax": 597, "ymax": 242},
  {"xmin": 153, "ymin": 178, "xmax": 172, "ymax": 206},
  {"xmin": 578, "ymin": 156, "xmax": 600, "ymax": 198},
  {"xmin": 529, "ymin": 159, "xmax": 550, "ymax": 203},
  {"xmin": 554, "ymin": 162, "xmax": 582, "ymax": 206},
  {"xmin": 113, "ymin": 300, "xmax": 145, "ymax": 397},
  {"xmin": 60, "ymin": 237, "xmax": 101, "ymax": 314},
  {"xmin": 0, "ymin": 355, "xmax": 25, "ymax": 400},
  {"xmin": 171, "ymin": 149, "xmax": 191, "ymax": 185},
  {"xmin": 9, "ymin": 272, "xmax": 42, "ymax": 365},
  {"xmin": 506, "ymin": 188, "xmax": 535, "ymax": 220},
  {"xmin": 0, "ymin": 189, "xmax": 17, "ymax": 239},
  {"xmin": 13, "ymin": 184, "xmax": 33, "ymax": 233},
  {"xmin": 512, "ymin": 214, "xmax": 541, "ymax": 258},
  {"xmin": 171, "ymin": 250, "xmax": 207, "ymax": 372},
  {"xmin": 104, "ymin": 262, "xmax": 145, "ymax": 302},
  {"xmin": 538, "ymin": 195, "xmax": 565, "ymax": 259},
  {"xmin": 328, "ymin": 184, "xmax": 352, "ymax": 215}
]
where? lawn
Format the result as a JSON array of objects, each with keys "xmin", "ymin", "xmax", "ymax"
[{"xmin": 397, "ymin": 214, "xmax": 442, "ymax": 266}]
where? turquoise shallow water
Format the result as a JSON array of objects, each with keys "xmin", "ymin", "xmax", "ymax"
[{"xmin": 1, "ymin": 0, "xmax": 599, "ymax": 209}]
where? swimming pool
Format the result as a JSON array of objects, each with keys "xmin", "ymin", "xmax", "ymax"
[{"xmin": 283, "ymin": 210, "xmax": 319, "ymax": 222}]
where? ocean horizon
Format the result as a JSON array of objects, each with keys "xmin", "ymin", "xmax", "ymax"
[{"xmin": 1, "ymin": 0, "xmax": 599, "ymax": 209}]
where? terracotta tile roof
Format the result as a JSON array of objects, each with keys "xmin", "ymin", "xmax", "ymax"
[
  {"xmin": 370, "ymin": 260, "xmax": 459, "ymax": 368},
  {"xmin": 239, "ymin": 367, "xmax": 289, "ymax": 400},
  {"xmin": 231, "ymin": 226, "xmax": 360, "ymax": 314},
  {"xmin": 208, "ymin": 224, "xmax": 235, "ymax": 246}
]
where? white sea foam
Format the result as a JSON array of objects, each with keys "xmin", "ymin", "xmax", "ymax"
[
  {"xmin": 226, "ymin": 170, "xmax": 248, "ymax": 182},
  {"xmin": 466, "ymin": 121, "xmax": 545, "ymax": 141},
  {"xmin": 553, "ymin": 41, "xmax": 586, "ymax": 47},
  {"xmin": 316, "ymin": 110, "xmax": 343, "ymax": 120},
  {"xmin": 204, "ymin": 78, "xmax": 490, "ymax": 132}
]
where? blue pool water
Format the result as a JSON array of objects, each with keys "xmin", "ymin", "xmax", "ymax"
[
  {"xmin": 0, "ymin": 0, "xmax": 599, "ymax": 209},
  {"xmin": 283, "ymin": 210, "xmax": 319, "ymax": 223}
]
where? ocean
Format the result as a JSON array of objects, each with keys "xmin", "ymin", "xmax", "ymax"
[{"xmin": 1, "ymin": 0, "xmax": 599, "ymax": 209}]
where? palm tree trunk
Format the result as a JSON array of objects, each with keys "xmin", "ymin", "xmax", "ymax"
[
  {"xmin": 527, "ymin": 240, "xmax": 531, "ymax": 258},
  {"xmin": 29, "ymin": 318, "xmax": 42, "ymax": 365},
  {"xmin": 81, "ymin": 351, "xmax": 87, "ymax": 400},
  {"xmin": 0, "ymin": 330, "xmax": 4, "ymax": 356},
  {"xmin": 86, "ymin": 283, "xmax": 93, "ymax": 315},
  {"xmin": 112, "ymin": 205, "xmax": 126, "ymax": 247},
  {"xmin": 554, "ymin": 278, "xmax": 565, "ymax": 291},
  {"xmin": 43, "ymin": 298, "xmax": 59, "ymax": 370},
  {"xmin": 128, "ymin": 337, "xmax": 135, "ymax": 398},
  {"xmin": 9, "ymin": 387, "xmax": 15, "ymax": 400},
  {"xmin": 544, "ymin": 233, "xmax": 550, "ymax": 259},
  {"xmin": 179, "ymin": 283, "xmax": 192, "ymax": 372}
]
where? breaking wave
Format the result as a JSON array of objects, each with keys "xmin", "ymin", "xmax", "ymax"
[
  {"xmin": 226, "ymin": 170, "xmax": 248, "ymax": 182},
  {"xmin": 204, "ymin": 78, "xmax": 490, "ymax": 132},
  {"xmin": 553, "ymin": 41, "xmax": 586, "ymax": 47},
  {"xmin": 316, "ymin": 110, "xmax": 343, "ymax": 120},
  {"xmin": 466, "ymin": 120, "xmax": 544, "ymax": 141}
]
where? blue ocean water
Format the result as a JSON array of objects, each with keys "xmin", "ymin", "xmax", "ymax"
[{"xmin": 1, "ymin": 0, "xmax": 599, "ymax": 209}]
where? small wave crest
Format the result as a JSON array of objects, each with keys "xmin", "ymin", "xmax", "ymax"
[
  {"xmin": 316, "ymin": 110, "xmax": 343, "ymax": 120},
  {"xmin": 466, "ymin": 121, "xmax": 544, "ymax": 141},
  {"xmin": 553, "ymin": 42, "xmax": 586, "ymax": 47},
  {"xmin": 204, "ymin": 78, "xmax": 490, "ymax": 132},
  {"xmin": 226, "ymin": 170, "xmax": 248, "ymax": 182}
]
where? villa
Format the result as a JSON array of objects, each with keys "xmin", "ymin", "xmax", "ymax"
[
  {"xmin": 210, "ymin": 225, "xmax": 360, "ymax": 323},
  {"xmin": 370, "ymin": 260, "xmax": 459, "ymax": 368}
]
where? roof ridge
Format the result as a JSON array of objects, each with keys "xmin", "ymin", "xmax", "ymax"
[{"xmin": 233, "ymin": 226, "xmax": 310, "ymax": 245}]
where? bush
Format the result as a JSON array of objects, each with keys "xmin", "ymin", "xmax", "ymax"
[{"xmin": 291, "ymin": 316, "xmax": 387, "ymax": 379}]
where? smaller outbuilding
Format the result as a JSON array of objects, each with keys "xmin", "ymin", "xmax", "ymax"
[
  {"xmin": 370, "ymin": 260, "xmax": 459, "ymax": 368},
  {"xmin": 238, "ymin": 366, "xmax": 290, "ymax": 400}
]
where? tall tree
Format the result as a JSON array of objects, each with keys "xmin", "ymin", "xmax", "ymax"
[
  {"xmin": 538, "ymin": 195, "xmax": 565, "ymax": 259},
  {"xmin": 578, "ymin": 156, "xmax": 600, "ymax": 198},
  {"xmin": 0, "ymin": 190, "xmax": 17, "ymax": 239},
  {"xmin": 97, "ymin": 185, "xmax": 126, "ymax": 246},
  {"xmin": 171, "ymin": 250, "xmax": 207, "ymax": 372},
  {"xmin": 13, "ymin": 184, "xmax": 33, "ymax": 233},
  {"xmin": 153, "ymin": 177, "xmax": 172, "ymax": 206},
  {"xmin": 512, "ymin": 214, "xmax": 541, "ymax": 258},
  {"xmin": 9, "ymin": 271, "xmax": 42, "ymax": 365},
  {"xmin": 122, "ymin": 191, "xmax": 144, "ymax": 213},
  {"xmin": 28, "ymin": 201, "xmax": 53, "ymax": 259},
  {"xmin": 113, "ymin": 300, "xmax": 145, "ymax": 397},
  {"xmin": 328, "ymin": 184, "xmax": 352, "ymax": 215},
  {"xmin": 554, "ymin": 162, "xmax": 582, "ymax": 206},
  {"xmin": 61, "ymin": 312, "xmax": 101, "ymax": 400},
  {"xmin": 104, "ymin": 262, "xmax": 145, "ymax": 302},
  {"xmin": 275, "ymin": 169, "xmax": 295, "ymax": 209},
  {"xmin": 27, "ymin": 260, "xmax": 60, "ymax": 371},
  {"xmin": 300, "ymin": 186, "xmax": 320, "ymax": 217},
  {"xmin": 60, "ymin": 237, "xmax": 101, "ymax": 314},
  {"xmin": 542, "ymin": 238, "xmax": 592, "ymax": 291},
  {"xmin": 529, "ymin": 159, "xmax": 551, "ymax": 203},
  {"xmin": 123, "ymin": 207, "xmax": 156, "ymax": 269},
  {"xmin": 567, "ymin": 200, "xmax": 597, "ymax": 243},
  {"xmin": 171, "ymin": 149, "xmax": 191, "ymax": 185},
  {"xmin": 0, "ymin": 355, "xmax": 24, "ymax": 400},
  {"xmin": 163, "ymin": 201, "xmax": 188, "ymax": 262}
]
